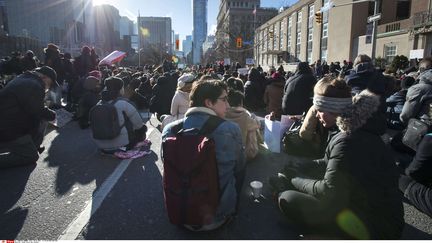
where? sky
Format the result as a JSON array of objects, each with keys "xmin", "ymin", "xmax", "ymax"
[{"xmin": 92, "ymin": 0, "xmax": 298, "ymax": 42}]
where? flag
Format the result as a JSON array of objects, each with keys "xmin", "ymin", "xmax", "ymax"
[
  {"xmin": 252, "ymin": 6, "xmax": 256, "ymax": 15},
  {"xmin": 99, "ymin": 51, "xmax": 127, "ymax": 66}
]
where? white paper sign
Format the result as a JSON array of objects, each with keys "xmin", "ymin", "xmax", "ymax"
[{"xmin": 410, "ymin": 49, "xmax": 424, "ymax": 59}]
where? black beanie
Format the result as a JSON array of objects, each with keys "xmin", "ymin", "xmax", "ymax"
[
  {"xmin": 104, "ymin": 77, "xmax": 124, "ymax": 91},
  {"xmin": 35, "ymin": 66, "xmax": 57, "ymax": 82}
]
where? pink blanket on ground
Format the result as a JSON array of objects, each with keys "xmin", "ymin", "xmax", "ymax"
[{"xmin": 113, "ymin": 140, "xmax": 152, "ymax": 159}]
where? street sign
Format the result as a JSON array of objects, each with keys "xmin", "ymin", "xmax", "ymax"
[{"xmin": 367, "ymin": 13, "xmax": 381, "ymax": 23}]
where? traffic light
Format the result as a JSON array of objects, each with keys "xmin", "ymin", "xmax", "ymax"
[
  {"xmin": 236, "ymin": 37, "xmax": 242, "ymax": 48},
  {"xmin": 315, "ymin": 11, "xmax": 323, "ymax": 25},
  {"xmin": 175, "ymin": 39, "xmax": 180, "ymax": 50}
]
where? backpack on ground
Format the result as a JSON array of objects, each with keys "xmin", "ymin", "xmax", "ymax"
[
  {"xmin": 89, "ymin": 98, "xmax": 124, "ymax": 140},
  {"xmin": 161, "ymin": 115, "xmax": 224, "ymax": 226}
]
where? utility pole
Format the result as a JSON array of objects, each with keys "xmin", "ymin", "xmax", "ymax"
[{"xmin": 370, "ymin": 0, "xmax": 381, "ymax": 61}]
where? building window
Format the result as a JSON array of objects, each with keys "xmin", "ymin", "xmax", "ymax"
[
  {"xmin": 279, "ymin": 20, "xmax": 284, "ymax": 50},
  {"xmin": 307, "ymin": 4, "xmax": 314, "ymax": 63},
  {"xmin": 287, "ymin": 16, "xmax": 292, "ymax": 55},
  {"xmin": 320, "ymin": 0, "xmax": 329, "ymax": 62},
  {"xmin": 396, "ymin": 0, "xmax": 410, "ymax": 20},
  {"xmin": 296, "ymin": 11, "xmax": 302, "ymax": 60},
  {"xmin": 272, "ymin": 25, "xmax": 276, "ymax": 50},
  {"xmin": 385, "ymin": 45, "xmax": 397, "ymax": 63}
]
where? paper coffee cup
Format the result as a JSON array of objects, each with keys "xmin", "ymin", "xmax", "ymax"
[{"xmin": 250, "ymin": 180, "xmax": 263, "ymax": 199}]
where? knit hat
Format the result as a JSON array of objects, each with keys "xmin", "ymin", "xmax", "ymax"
[
  {"xmin": 104, "ymin": 77, "xmax": 123, "ymax": 91},
  {"xmin": 177, "ymin": 73, "xmax": 195, "ymax": 88},
  {"xmin": 44, "ymin": 43, "xmax": 59, "ymax": 53},
  {"xmin": 35, "ymin": 66, "xmax": 57, "ymax": 83},
  {"xmin": 83, "ymin": 76, "xmax": 99, "ymax": 91}
]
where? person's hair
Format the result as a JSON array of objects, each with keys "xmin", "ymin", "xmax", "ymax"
[
  {"xmin": 314, "ymin": 77, "xmax": 352, "ymax": 98},
  {"xmin": 353, "ymin": 54, "xmax": 372, "ymax": 67},
  {"xmin": 198, "ymin": 74, "xmax": 213, "ymax": 82},
  {"xmin": 226, "ymin": 77, "xmax": 244, "ymax": 92},
  {"xmin": 296, "ymin": 62, "xmax": 312, "ymax": 74},
  {"xmin": 227, "ymin": 89, "xmax": 245, "ymax": 107},
  {"xmin": 178, "ymin": 82, "xmax": 193, "ymax": 92},
  {"xmin": 419, "ymin": 57, "xmax": 432, "ymax": 71},
  {"xmin": 190, "ymin": 80, "xmax": 228, "ymax": 107}
]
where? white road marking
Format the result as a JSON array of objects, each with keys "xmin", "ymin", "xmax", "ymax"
[{"xmin": 58, "ymin": 127, "xmax": 155, "ymax": 240}]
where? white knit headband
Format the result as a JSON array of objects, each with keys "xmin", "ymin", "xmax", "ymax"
[{"xmin": 313, "ymin": 95, "xmax": 353, "ymax": 114}]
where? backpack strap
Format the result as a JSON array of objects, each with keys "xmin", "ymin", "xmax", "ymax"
[
  {"xmin": 110, "ymin": 98, "xmax": 126, "ymax": 129},
  {"xmin": 199, "ymin": 115, "xmax": 224, "ymax": 135}
]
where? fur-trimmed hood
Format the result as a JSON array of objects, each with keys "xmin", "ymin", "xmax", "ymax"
[{"xmin": 337, "ymin": 89, "xmax": 382, "ymax": 134}]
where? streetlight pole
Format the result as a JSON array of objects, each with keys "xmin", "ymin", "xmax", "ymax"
[{"xmin": 370, "ymin": 0, "xmax": 381, "ymax": 61}]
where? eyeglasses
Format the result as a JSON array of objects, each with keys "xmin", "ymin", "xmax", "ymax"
[{"xmin": 217, "ymin": 96, "xmax": 228, "ymax": 103}]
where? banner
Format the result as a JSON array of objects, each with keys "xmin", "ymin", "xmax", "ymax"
[{"xmin": 99, "ymin": 51, "xmax": 127, "ymax": 66}]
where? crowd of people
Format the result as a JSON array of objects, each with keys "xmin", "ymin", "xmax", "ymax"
[{"xmin": 0, "ymin": 42, "xmax": 431, "ymax": 239}]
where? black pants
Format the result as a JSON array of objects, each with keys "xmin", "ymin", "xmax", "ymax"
[
  {"xmin": 0, "ymin": 120, "xmax": 47, "ymax": 169},
  {"xmin": 399, "ymin": 175, "xmax": 432, "ymax": 217}
]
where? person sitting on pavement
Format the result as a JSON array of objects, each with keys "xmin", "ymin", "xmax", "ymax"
[
  {"xmin": 386, "ymin": 76, "xmax": 416, "ymax": 130},
  {"xmin": 162, "ymin": 80, "xmax": 245, "ymax": 231},
  {"xmin": 0, "ymin": 66, "xmax": 57, "ymax": 169},
  {"xmin": 93, "ymin": 77, "xmax": 147, "ymax": 154},
  {"xmin": 161, "ymin": 73, "xmax": 195, "ymax": 130},
  {"xmin": 225, "ymin": 89, "xmax": 261, "ymax": 161},
  {"xmin": 263, "ymin": 72, "xmax": 285, "ymax": 120},
  {"xmin": 400, "ymin": 57, "xmax": 432, "ymax": 125},
  {"xmin": 398, "ymin": 106, "xmax": 432, "ymax": 217},
  {"xmin": 76, "ymin": 76, "xmax": 101, "ymax": 129},
  {"xmin": 270, "ymin": 78, "xmax": 404, "ymax": 239}
]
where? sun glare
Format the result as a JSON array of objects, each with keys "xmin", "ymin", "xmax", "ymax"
[{"xmin": 92, "ymin": 0, "xmax": 108, "ymax": 6}]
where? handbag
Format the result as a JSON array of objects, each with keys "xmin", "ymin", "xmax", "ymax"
[
  {"xmin": 402, "ymin": 118, "xmax": 429, "ymax": 151},
  {"xmin": 282, "ymin": 117, "xmax": 324, "ymax": 159}
]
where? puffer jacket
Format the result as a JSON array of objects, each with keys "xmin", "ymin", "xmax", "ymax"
[
  {"xmin": 93, "ymin": 92, "xmax": 144, "ymax": 150},
  {"xmin": 0, "ymin": 72, "xmax": 56, "ymax": 142},
  {"xmin": 400, "ymin": 69, "xmax": 432, "ymax": 124},
  {"xmin": 162, "ymin": 107, "xmax": 245, "ymax": 224},
  {"xmin": 291, "ymin": 90, "xmax": 404, "ymax": 239},
  {"xmin": 282, "ymin": 72, "xmax": 316, "ymax": 115}
]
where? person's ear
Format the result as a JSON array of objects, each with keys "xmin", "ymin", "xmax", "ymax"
[{"xmin": 204, "ymin": 98, "xmax": 214, "ymax": 108}]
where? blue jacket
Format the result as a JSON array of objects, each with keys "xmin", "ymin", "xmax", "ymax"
[{"xmin": 162, "ymin": 107, "xmax": 245, "ymax": 223}]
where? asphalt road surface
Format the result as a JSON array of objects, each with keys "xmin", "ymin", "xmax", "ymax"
[{"xmin": 1, "ymin": 113, "xmax": 431, "ymax": 240}]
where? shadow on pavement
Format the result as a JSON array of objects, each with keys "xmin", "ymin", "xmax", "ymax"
[
  {"xmin": 402, "ymin": 223, "xmax": 432, "ymax": 239},
  {"xmin": 0, "ymin": 164, "xmax": 35, "ymax": 239}
]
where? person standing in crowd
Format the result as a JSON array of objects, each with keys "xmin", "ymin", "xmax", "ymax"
[
  {"xmin": 74, "ymin": 46, "xmax": 97, "ymax": 78},
  {"xmin": 162, "ymin": 80, "xmax": 245, "ymax": 231},
  {"xmin": 282, "ymin": 62, "xmax": 316, "ymax": 116},
  {"xmin": 271, "ymin": 78, "xmax": 404, "ymax": 239},
  {"xmin": 0, "ymin": 66, "xmax": 57, "ymax": 169},
  {"xmin": 244, "ymin": 68, "xmax": 265, "ymax": 112},
  {"xmin": 93, "ymin": 77, "xmax": 147, "ymax": 154}
]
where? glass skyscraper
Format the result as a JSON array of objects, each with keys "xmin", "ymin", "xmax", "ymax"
[{"xmin": 192, "ymin": 0, "xmax": 207, "ymax": 64}]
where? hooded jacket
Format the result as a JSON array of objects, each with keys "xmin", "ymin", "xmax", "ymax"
[
  {"xmin": 400, "ymin": 69, "xmax": 432, "ymax": 124},
  {"xmin": 282, "ymin": 71, "xmax": 316, "ymax": 115},
  {"xmin": 291, "ymin": 90, "xmax": 404, "ymax": 239}
]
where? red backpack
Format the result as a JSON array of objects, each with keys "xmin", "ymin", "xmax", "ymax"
[{"xmin": 162, "ymin": 116, "xmax": 224, "ymax": 226}]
